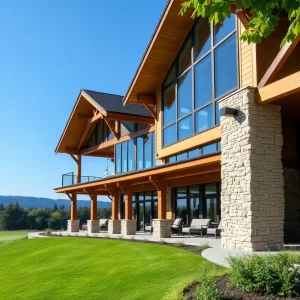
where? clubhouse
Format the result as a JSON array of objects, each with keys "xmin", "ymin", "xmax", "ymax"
[{"xmin": 55, "ymin": 0, "xmax": 300, "ymax": 251}]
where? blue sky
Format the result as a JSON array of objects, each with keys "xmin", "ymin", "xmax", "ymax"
[{"xmin": 0, "ymin": 0, "xmax": 167, "ymax": 200}]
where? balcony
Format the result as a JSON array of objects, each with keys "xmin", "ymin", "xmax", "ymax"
[{"xmin": 62, "ymin": 172, "xmax": 101, "ymax": 187}]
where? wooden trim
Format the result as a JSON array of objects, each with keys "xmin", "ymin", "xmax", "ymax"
[
  {"xmin": 80, "ymin": 125, "xmax": 155, "ymax": 155},
  {"xmin": 70, "ymin": 193, "xmax": 77, "ymax": 220},
  {"xmin": 90, "ymin": 192, "xmax": 97, "ymax": 221},
  {"xmin": 106, "ymin": 112, "xmax": 155, "ymax": 124},
  {"xmin": 149, "ymin": 176, "xmax": 160, "ymax": 190},
  {"xmin": 70, "ymin": 154, "xmax": 79, "ymax": 164},
  {"xmin": 112, "ymin": 190, "xmax": 119, "ymax": 220},
  {"xmin": 142, "ymin": 102, "xmax": 157, "ymax": 120},
  {"xmin": 257, "ymin": 35, "xmax": 300, "ymax": 88},
  {"xmin": 104, "ymin": 119, "xmax": 120, "ymax": 139},
  {"xmin": 76, "ymin": 155, "xmax": 81, "ymax": 184},
  {"xmin": 125, "ymin": 189, "xmax": 132, "ymax": 220},
  {"xmin": 81, "ymin": 90, "xmax": 107, "ymax": 117},
  {"xmin": 157, "ymin": 181, "xmax": 166, "ymax": 219},
  {"xmin": 55, "ymin": 154, "xmax": 221, "ymax": 193},
  {"xmin": 257, "ymin": 71, "xmax": 300, "ymax": 104},
  {"xmin": 235, "ymin": 9, "xmax": 249, "ymax": 29},
  {"xmin": 65, "ymin": 193, "xmax": 72, "ymax": 201}
]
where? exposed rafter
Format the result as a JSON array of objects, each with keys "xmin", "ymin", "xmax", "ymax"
[
  {"xmin": 258, "ymin": 35, "xmax": 300, "ymax": 88},
  {"xmin": 104, "ymin": 119, "xmax": 120, "ymax": 140},
  {"xmin": 65, "ymin": 193, "xmax": 72, "ymax": 201},
  {"xmin": 149, "ymin": 175, "xmax": 160, "ymax": 190},
  {"xmin": 104, "ymin": 184, "xmax": 113, "ymax": 197},
  {"xmin": 70, "ymin": 154, "xmax": 79, "ymax": 164},
  {"xmin": 138, "ymin": 94, "xmax": 157, "ymax": 120},
  {"xmin": 117, "ymin": 182, "xmax": 126, "ymax": 195},
  {"xmin": 106, "ymin": 112, "xmax": 154, "ymax": 124}
]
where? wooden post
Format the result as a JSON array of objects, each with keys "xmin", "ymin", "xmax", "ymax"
[
  {"xmin": 158, "ymin": 184, "xmax": 166, "ymax": 219},
  {"xmin": 71, "ymin": 193, "xmax": 77, "ymax": 220},
  {"xmin": 125, "ymin": 189, "xmax": 132, "ymax": 220},
  {"xmin": 112, "ymin": 190, "xmax": 119, "ymax": 220},
  {"xmin": 76, "ymin": 155, "xmax": 81, "ymax": 184},
  {"xmin": 90, "ymin": 192, "xmax": 97, "ymax": 221}
]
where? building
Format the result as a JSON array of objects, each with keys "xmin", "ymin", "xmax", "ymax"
[{"xmin": 54, "ymin": 0, "xmax": 300, "ymax": 251}]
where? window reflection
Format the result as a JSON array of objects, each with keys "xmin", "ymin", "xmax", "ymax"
[
  {"xmin": 195, "ymin": 105, "xmax": 213, "ymax": 133},
  {"xmin": 163, "ymin": 125, "xmax": 176, "ymax": 147},
  {"xmin": 178, "ymin": 37, "xmax": 192, "ymax": 75},
  {"xmin": 163, "ymin": 84, "xmax": 176, "ymax": 126},
  {"xmin": 128, "ymin": 139, "xmax": 134, "ymax": 171},
  {"xmin": 194, "ymin": 18, "xmax": 211, "ymax": 60},
  {"xmin": 178, "ymin": 115, "xmax": 193, "ymax": 141},
  {"xmin": 214, "ymin": 15, "xmax": 236, "ymax": 44},
  {"xmin": 178, "ymin": 71, "xmax": 192, "ymax": 118}
]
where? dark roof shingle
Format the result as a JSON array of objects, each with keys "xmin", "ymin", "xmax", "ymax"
[{"xmin": 83, "ymin": 89, "xmax": 152, "ymax": 118}]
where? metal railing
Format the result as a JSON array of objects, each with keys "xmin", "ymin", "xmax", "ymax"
[{"xmin": 61, "ymin": 172, "xmax": 102, "ymax": 187}]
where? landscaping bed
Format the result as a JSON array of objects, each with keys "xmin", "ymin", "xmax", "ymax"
[{"xmin": 184, "ymin": 276, "xmax": 300, "ymax": 300}]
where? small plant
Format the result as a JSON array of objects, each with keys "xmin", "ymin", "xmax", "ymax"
[
  {"xmin": 174, "ymin": 241, "xmax": 184, "ymax": 248},
  {"xmin": 198, "ymin": 242, "xmax": 210, "ymax": 253},
  {"xmin": 45, "ymin": 229, "xmax": 52, "ymax": 236},
  {"xmin": 195, "ymin": 276, "xmax": 222, "ymax": 300},
  {"xmin": 228, "ymin": 253, "xmax": 300, "ymax": 297},
  {"xmin": 159, "ymin": 239, "xmax": 167, "ymax": 245}
]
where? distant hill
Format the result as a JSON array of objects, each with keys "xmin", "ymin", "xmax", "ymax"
[{"xmin": 0, "ymin": 196, "xmax": 111, "ymax": 209}]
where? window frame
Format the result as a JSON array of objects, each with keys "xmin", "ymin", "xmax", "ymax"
[{"xmin": 162, "ymin": 16, "xmax": 239, "ymax": 148}]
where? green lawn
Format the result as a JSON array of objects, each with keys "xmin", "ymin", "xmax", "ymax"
[
  {"xmin": 0, "ymin": 231, "xmax": 28, "ymax": 244},
  {"xmin": 0, "ymin": 237, "xmax": 227, "ymax": 300}
]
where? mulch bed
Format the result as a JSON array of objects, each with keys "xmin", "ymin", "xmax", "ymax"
[{"xmin": 183, "ymin": 275, "xmax": 300, "ymax": 300}]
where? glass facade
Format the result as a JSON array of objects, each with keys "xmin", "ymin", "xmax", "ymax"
[
  {"xmin": 166, "ymin": 142, "xmax": 221, "ymax": 164},
  {"xmin": 120, "ymin": 191, "xmax": 158, "ymax": 231},
  {"xmin": 162, "ymin": 15, "xmax": 238, "ymax": 147},
  {"xmin": 115, "ymin": 132, "xmax": 156, "ymax": 174},
  {"xmin": 174, "ymin": 182, "xmax": 221, "ymax": 225}
]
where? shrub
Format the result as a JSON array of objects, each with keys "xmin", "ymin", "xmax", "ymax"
[
  {"xmin": 195, "ymin": 276, "xmax": 222, "ymax": 300},
  {"xmin": 198, "ymin": 243, "xmax": 210, "ymax": 253},
  {"xmin": 174, "ymin": 241, "xmax": 184, "ymax": 248},
  {"xmin": 228, "ymin": 253, "xmax": 300, "ymax": 297},
  {"xmin": 44, "ymin": 229, "xmax": 52, "ymax": 236}
]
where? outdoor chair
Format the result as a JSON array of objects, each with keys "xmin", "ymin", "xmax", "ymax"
[
  {"xmin": 206, "ymin": 220, "xmax": 222, "ymax": 238},
  {"xmin": 171, "ymin": 218, "xmax": 183, "ymax": 235},
  {"xmin": 145, "ymin": 223, "xmax": 153, "ymax": 234},
  {"xmin": 99, "ymin": 219, "xmax": 109, "ymax": 231},
  {"xmin": 82, "ymin": 224, "xmax": 87, "ymax": 231},
  {"xmin": 182, "ymin": 219, "xmax": 211, "ymax": 237}
]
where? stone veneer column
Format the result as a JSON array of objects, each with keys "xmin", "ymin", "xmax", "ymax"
[
  {"xmin": 108, "ymin": 220, "xmax": 121, "ymax": 234},
  {"xmin": 121, "ymin": 219, "xmax": 136, "ymax": 236},
  {"xmin": 87, "ymin": 220, "xmax": 99, "ymax": 234},
  {"xmin": 67, "ymin": 220, "xmax": 80, "ymax": 233},
  {"xmin": 152, "ymin": 219, "xmax": 172, "ymax": 239},
  {"xmin": 220, "ymin": 87, "xmax": 284, "ymax": 251}
]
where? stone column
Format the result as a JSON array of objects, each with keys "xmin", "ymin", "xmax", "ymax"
[
  {"xmin": 108, "ymin": 191, "xmax": 121, "ymax": 234},
  {"xmin": 220, "ymin": 87, "xmax": 284, "ymax": 251},
  {"xmin": 68, "ymin": 193, "xmax": 79, "ymax": 232},
  {"xmin": 87, "ymin": 192, "xmax": 99, "ymax": 234},
  {"xmin": 153, "ymin": 219, "xmax": 172, "ymax": 239},
  {"xmin": 121, "ymin": 189, "xmax": 136, "ymax": 235}
]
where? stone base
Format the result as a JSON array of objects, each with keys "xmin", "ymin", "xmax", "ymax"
[
  {"xmin": 67, "ymin": 220, "xmax": 80, "ymax": 233},
  {"xmin": 153, "ymin": 219, "xmax": 172, "ymax": 239},
  {"xmin": 121, "ymin": 219, "xmax": 136, "ymax": 236},
  {"xmin": 87, "ymin": 220, "xmax": 99, "ymax": 234},
  {"xmin": 108, "ymin": 220, "xmax": 121, "ymax": 234}
]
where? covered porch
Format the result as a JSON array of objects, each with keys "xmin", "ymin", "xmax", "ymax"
[{"xmin": 55, "ymin": 154, "xmax": 221, "ymax": 239}]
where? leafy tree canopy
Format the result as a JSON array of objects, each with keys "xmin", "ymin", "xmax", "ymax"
[{"xmin": 180, "ymin": 0, "xmax": 300, "ymax": 46}]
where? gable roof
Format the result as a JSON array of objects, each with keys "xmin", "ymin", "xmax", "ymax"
[{"xmin": 82, "ymin": 89, "xmax": 151, "ymax": 118}]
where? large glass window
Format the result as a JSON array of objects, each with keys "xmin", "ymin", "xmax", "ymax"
[
  {"xmin": 162, "ymin": 15, "xmax": 237, "ymax": 147},
  {"xmin": 128, "ymin": 139, "xmax": 135, "ymax": 171}
]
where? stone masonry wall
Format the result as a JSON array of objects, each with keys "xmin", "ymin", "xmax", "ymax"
[
  {"xmin": 153, "ymin": 219, "xmax": 172, "ymax": 239},
  {"xmin": 284, "ymin": 168, "xmax": 300, "ymax": 242},
  {"xmin": 121, "ymin": 219, "xmax": 136, "ymax": 236},
  {"xmin": 220, "ymin": 87, "xmax": 284, "ymax": 251}
]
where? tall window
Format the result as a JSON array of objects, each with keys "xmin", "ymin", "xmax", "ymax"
[
  {"xmin": 115, "ymin": 132, "xmax": 156, "ymax": 174},
  {"xmin": 162, "ymin": 16, "xmax": 238, "ymax": 147}
]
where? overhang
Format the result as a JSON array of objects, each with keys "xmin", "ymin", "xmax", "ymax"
[{"xmin": 123, "ymin": 0, "xmax": 195, "ymax": 104}]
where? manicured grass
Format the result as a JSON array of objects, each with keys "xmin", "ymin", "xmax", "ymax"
[
  {"xmin": 0, "ymin": 237, "xmax": 227, "ymax": 300},
  {"xmin": 0, "ymin": 231, "xmax": 28, "ymax": 244}
]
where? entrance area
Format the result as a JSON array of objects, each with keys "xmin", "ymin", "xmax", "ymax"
[{"xmin": 173, "ymin": 182, "xmax": 221, "ymax": 225}]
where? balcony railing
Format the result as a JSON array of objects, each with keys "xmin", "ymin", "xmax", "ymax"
[{"xmin": 62, "ymin": 172, "xmax": 102, "ymax": 187}]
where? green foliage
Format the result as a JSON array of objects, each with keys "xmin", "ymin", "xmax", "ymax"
[
  {"xmin": 180, "ymin": 0, "xmax": 300, "ymax": 46},
  {"xmin": 174, "ymin": 241, "xmax": 184, "ymax": 248},
  {"xmin": 198, "ymin": 242, "xmax": 210, "ymax": 253},
  {"xmin": 44, "ymin": 229, "xmax": 52, "ymax": 236},
  {"xmin": 195, "ymin": 276, "xmax": 222, "ymax": 300},
  {"xmin": 228, "ymin": 253, "xmax": 300, "ymax": 297}
]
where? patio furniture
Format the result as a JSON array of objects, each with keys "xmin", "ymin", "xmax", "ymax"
[
  {"xmin": 171, "ymin": 218, "xmax": 183, "ymax": 235},
  {"xmin": 145, "ymin": 223, "xmax": 152, "ymax": 234},
  {"xmin": 182, "ymin": 219, "xmax": 211, "ymax": 237},
  {"xmin": 82, "ymin": 224, "xmax": 87, "ymax": 231},
  {"xmin": 99, "ymin": 219, "xmax": 109, "ymax": 231},
  {"xmin": 206, "ymin": 220, "xmax": 222, "ymax": 238}
]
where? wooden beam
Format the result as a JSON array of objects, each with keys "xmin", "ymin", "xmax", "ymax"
[
  {"xmin": 104, "ymin": 119, "xmax": 120, "ymax": 140},
  {"xmin": 106, "ymin": 112, "xmax": 154, "ymax": 124},
  {"xmin": 90, "ymin": 192, "xmax": 97, "ymax": 221},
  {"xmin": 157, "ymin": 181, "xmax": 166, "ymax": 219},
  {"xmin": 65, "ymin": 193, "xmax": 72, "ymax": 200},
  {"xmin": 89, "ymin": 112, "xmax": 103, "ymax": 124},
  {"xmin": 138, "ymin": 94, "xmax": 156, "ymax": 105},
  {"xmin": 77, "ymin": 118, "xmax": 98, "ymax": 150},
  {"xmin": 143, "ymin": 102, "xmax": 157, "ymax": 120},
  {"xmin": 117, "ymin": 183, "xmax": 126, "ymax": 195},
  {"xmin": 104, "ymin": 184, "xmax": 113, "ymax": 197},
  {"xmin": 70, "ymin": 193, "xmax": 77, "ymax": 220},
  {"xmin": 257, "ymin": 35, "xmax": 300, "ymax": 88},
  {"xmin": 70, "ymin": 154, "xmax": 79, "ymax": 163},
  {"xmin": 257, "ymin": 71, "xmax": 300, "ymax": 104},
  {"xmin": 149, "ymin": 176, "xmax": 160, "ymax": 190},
  {"xmin": 125, "ymin": 189, "xmax": 132, "ymax": 220},
  {"xmin": 76, "ymin": 155, "xmax": 81, "ymax": 184},
  {"xmin": 112, "ymin": 190, "xmax": 119, "ymax": 221}
]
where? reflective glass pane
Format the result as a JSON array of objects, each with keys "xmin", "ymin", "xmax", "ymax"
[
  {"xmin": 215, "ymin": 34, "xmax": 237, "ymax": 97},
  {"xmin": 108, "ymin": 120, "xmax": 115, "ymax": 140},
  {"xmin": 194, "ymin": 18, "xmax": 211, "ymax": 60},
  {"xmin": 168, "ymin": 156, "xmax": 176, "ymax": 163},
  {"xmin": 163, "ymin": 84, "xmax": 176, "ymax": 126},
  {"xmin": 195, "ymin": 104, "xmax": 213, "ymax": 133},
  {"xmin": 177, "ymin": 152, "xmax": 187, "ymax": 162},
  {"xmin": 178, "ymin": 37, "xmax": 192, "ymax": 75},
  {"xmin": 202, "ymin": 143, "xmax": 217, "ymax": 155},
  {"xmin": 116, "ymin": 143, "xmax": 121, "ymax": 173},
  {"xmin": 121, "ymin": 142, "xmax": 128, "ymax": 172},
  {"xmin": 215, "ymin": 101, "xmax": 220, "ymax": 125},
  {"xmin": 136, "ymin": 137, "xmax": 144, "ymax": 170},
  {"xmin": 189, "ymin": 185, "xmax": 200, "ymax": 196},
  {"xmin": 164, "ymin": 64, "xmax": 176, "ymax": 86},
  {"xmin": 152, "ymin": 133, "xmax": 156, "ymax": 166},
  {"xmin": 206, "ymin": 196, "xmax": 218, "ymax": 222},
  {"xmin": 178, "ymin": 71, "xmax": 192, "ymax": 118},
  {"xmin": 163, "ymin": 124, "xmax": 176, "ymax": 147},
  {"xmin": 128, "ymin": 139, "xmax": 134, "ymax": 171},
  {"xmin": 144, "ymin": 134, "xmax": 152, "ymax": 168},
  {"xmin": 145, "ymin": 191, "xmax": 152, "ymax": 201},
  {"xmin": 153, "ymin": 201, "xmax": 158, "ymax": 219},
  {"xmin": 195, "ymin": 54, "xmax": 212, "ymax": 108},
  {"xmin": 176, "ymin": 199, "xmax": 188, "ymax": 224},
  {"xmin": 189, "ymin": 197, "xmax": 200, "ymax": 220},
  {"xmin": 178, "ymin": 115, "xmax": 193, "ymax": 141},
  {"xmin": 217, "ymin": 141, "xmax": 221, "ymax": 151},
  {"xmin": 176, "ymin": 187, "xmax": 187, "ymax": 197},
  {"xmin": 205, "ymin": 183, "xmax": 217, "ymax": 194},
  {"xmin": 214, "ymin": 15, "xmax": 236, "ymax": 44},
  {"xmin": 188, "ymin": 149, "xmax": 199, "ymax": 159},
  {"xmin": 145, "ymin": 201, "xmax": 151, "ymax": 224}
]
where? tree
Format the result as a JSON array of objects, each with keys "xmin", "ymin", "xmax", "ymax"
[
  {"xmin": 0, "ymin": 203, "xmax": 27, "ymax": 230},
  {"xmin": 181, "ymin": 0, "xmax": 300, "ymax": 46},
  {"xmin": 53, "ymin": 203, "xmax": 58, "ymax": 211}
]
